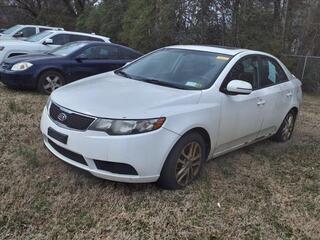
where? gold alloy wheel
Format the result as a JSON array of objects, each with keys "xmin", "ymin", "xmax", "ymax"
[
  {"xmin": 282, "ymin": 113, "xmax": 295, "ymax": 141},
  {"xmin": 175, "ymin": 141, "xmax": 202, "ymax": 186}
]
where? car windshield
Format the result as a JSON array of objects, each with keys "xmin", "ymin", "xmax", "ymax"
[
  {"xmin": 3, "ymin": 25, "xmax": 21, "ymax": 35},
  {"xmin": 116, "ymin": 48, "xmax": 231, "ymax": 90},
  {"xmin": 25, "ymin": 31, "xmax": 53, "ymax": 42},
  {"xmin": 50, "ymin": 42, "xmax": 88, "ymax": 56}
]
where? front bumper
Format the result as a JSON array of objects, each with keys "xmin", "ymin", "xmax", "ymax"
[
  {"xmin": 0, "ymin": 67, "xmax": 36, "ymax": 88},
  {"xmin": 40, "ymin": 107, "xmax": 179, "ymax": 183}
]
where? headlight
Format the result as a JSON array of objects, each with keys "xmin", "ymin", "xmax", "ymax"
[
  {"xmin": 89, "ymin": 117, "xmax": 166, "ymax": 135},
  {"xmin": 11, "ymin": 62, "xmax": 33, "ymax": 71},
  {"xmin": 0, "ymin": 46, "xmax": 4, "ymax": 51}
]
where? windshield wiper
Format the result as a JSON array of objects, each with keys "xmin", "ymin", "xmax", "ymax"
[
  {"xmin": 114, "ymin": 69, "xmax": 133, "ymax": 79},
  {"xmin": 138, "ymin": 78, "xmax": 188, "ymax": 89}
]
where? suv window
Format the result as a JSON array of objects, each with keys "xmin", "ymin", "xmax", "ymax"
[
  {"xmin": 119, "ymin": 47, "xmax": 141, "ymax": 60},
  {"xmin": 14, "ymin": 27, "xmax": 36, "ymax": 38},
  {"xmin": 81, "ymin": 46, "xmax": 119, "ymax": 59},
  {"xmin": 70, "ymin": 34, "xmax": 104, "ymax": 42},
  {"xmin": 222, "ymin": 56, "xmax": 259, "ymax": 90},
  {"xmin": 39, "ymin": 27, "xmax": 52, "ymax": 32},
  {"xmin": 260, "ymin": 57, "xmax": 288, "ymax": 88},
  {"xmin": 50, "ymin": 34, "xmax": 70, "ymax": 45}
]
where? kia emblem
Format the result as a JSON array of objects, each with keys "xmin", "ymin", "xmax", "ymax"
[{"xmin": 58, "ymin": 113, "xmax": 67, "ymax": 122}]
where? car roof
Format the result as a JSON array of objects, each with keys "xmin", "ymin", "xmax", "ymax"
[
  {"xmin": 66, "ymin": 41, "xmax": 142, "ymax": 53},
  {"xmin": 18, "ymin": 24, "xmax": 63, "ymax": 29},
  {"xmin": 167, "ymin": 45, "xmax": 248, "ymax": 56},
  {"xmin": 48, "ymin": 30, "xmax": 110, "ymax": 40}
]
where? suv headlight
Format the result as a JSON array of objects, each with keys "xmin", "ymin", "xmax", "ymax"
[
  {"xmin": 0, "ymin": 46, "xmax": 4, "ymax": 51},
  {"xmin": 89, "ymin": 117, "xmax": 166, "ymax": 135},
  {"xmin": 11, "ymin": 62, "xmax": 33, "ymax": 71}
]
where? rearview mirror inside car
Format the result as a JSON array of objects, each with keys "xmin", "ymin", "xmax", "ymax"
[
  {"xmin": 124, "ymin": 61, "xmax": 132, "ymax": 67},
  {"xmin": 226, "ymin": 80, "xmax": 253, "ymax": 95}
]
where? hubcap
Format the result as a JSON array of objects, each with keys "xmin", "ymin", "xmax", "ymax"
[
  {"xmin": 282, "ymin": 114, "xmax": 295, "ymax": 141},
  {"xmin": 43, "ymin": 75, "xmax": 62, "ymax": 93},
  {"xmin": 176, "ymin": 141, "xmax": 202, "ymax": 186}
]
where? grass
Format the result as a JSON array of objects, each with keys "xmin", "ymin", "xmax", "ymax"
[{"xmin": 0, "ymin": 83, "xmax": 319, "ymax": 239}]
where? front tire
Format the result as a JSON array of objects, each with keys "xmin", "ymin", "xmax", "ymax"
[
  {"xmin": 272, "ymin": 111, "xmax": 297, "ymax": 142},
  {"xmin": 37, "ymin": 70, "xmax": 65, "ymax": 95},
  {"xmin": 158, "ymin": 132, "xmax": 206, "ymax": 190}
]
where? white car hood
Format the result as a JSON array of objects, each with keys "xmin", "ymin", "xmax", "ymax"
[
  {"xmin": 0, "ymin": 34, "xmax": 14, "ymax": 40},
  {"xmin": 0, "ymin": 39, "xmax": 38, "ymax": 47},
  {"xmin": 51, "ymin": 72, "xmax": 202, "ymax": 119}
]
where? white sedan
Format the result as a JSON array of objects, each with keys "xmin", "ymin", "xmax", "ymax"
[
  {"xmin": 0, "ymin": 30, "xmax": 110, "ymax": 63},
  {"xmin": 40, "ymin": 45, "xmax": 302, "ymax": 189}
]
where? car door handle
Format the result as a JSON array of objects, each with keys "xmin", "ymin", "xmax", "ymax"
[
  {"xmin": 286, "ymin": 92, "xmax": 293, "ymax": 97},
  {"xmin": 257, "ymin": 100, "xmax": 266, "ymax": 106}
]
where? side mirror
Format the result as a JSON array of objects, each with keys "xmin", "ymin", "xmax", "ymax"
[
  {"xmin": 226, "ymin": 80, "xmax": 253, "ymax": 95},
  {"xmin": 43, "ymin": 39, "xmax": 53, "ymax": 45},
  {"xmin": 75, "ymin": 54, "xmax": 88, "ymax": 62},
  {"xmin": 14, "ymin": 32, "xmax": 24, "ymax": 38}
]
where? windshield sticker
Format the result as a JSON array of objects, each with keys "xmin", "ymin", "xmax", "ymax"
[
  {"xmin": 186, "ymin": 82, "xmax": 201, "ymax": 88},
  {"xmin": 216, "ymin": 56, "xmax": 230, "ymax": 61}
]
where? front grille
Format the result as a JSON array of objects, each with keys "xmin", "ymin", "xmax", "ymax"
[
  {"xmin": 48, "ymin": 138, "xmax": 87, "ymax": 166},
  {"xmin": 49, "ymin": 103, "xmax": 95, "ymax": 131},
  {"xmin": 94, "ymin": 160, "xmax": 138, "ymax": 175},
  {"xmin": 1, "ymin": 62, "xmax": 12, "ymax": 70}
]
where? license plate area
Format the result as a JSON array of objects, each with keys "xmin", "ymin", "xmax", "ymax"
[{"xmin": 48, "ymin": 127, "xmax": 68, "ymax": 144}]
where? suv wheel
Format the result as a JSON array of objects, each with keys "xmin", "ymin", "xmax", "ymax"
[{"xmin": 158, "ymin": 132, "xmax": 206, "ymax": 189}]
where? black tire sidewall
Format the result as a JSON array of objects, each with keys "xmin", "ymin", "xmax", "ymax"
[
  {"xmin": 37, "ymin": 70, "xmax": 64, "ymax": 95},
  {"xmin": 273, "ymin": 111, "xmax": 296, "ymax": 142},
  {"xmin": 158, "ymin": 132, "xmax": 206, "ymax": 190}
]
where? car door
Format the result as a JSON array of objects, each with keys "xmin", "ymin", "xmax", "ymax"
[
  {"xmin": 256, "ymin": 56, "xmax": 290, "ymax": 137},
  {"xmin": 70, "ymin": 45, "xmax": 125, "ymax": 81},
  {"xmin": 215, "ymin": 55, "xmax": 264, "ymax": 154}
]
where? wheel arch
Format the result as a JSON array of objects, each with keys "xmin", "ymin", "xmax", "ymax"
[
  {"xmin": 176, "ymin": 127, "xmax": 212, "ymax": 159},
  {"xmin": 37, "ymin": 67, "xmax": 65, "ymax": 83}
]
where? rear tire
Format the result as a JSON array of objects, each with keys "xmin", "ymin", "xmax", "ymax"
[
  {"xmin": 37, "ymin": 70, "xmax": 65, "ymax": 95},
  {"xmin": 272, "ymin": 111, "xmax": 297, "ymax": 142},
  {"xmin": 157, "ymin": 132, "xmax": 206, "ymax": 190}
]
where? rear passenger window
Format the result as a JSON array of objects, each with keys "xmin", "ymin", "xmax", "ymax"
[
  {"xmin": 70, "ymin": 34, "xmax": 104, "ymax": 42},
  {"xmin": 85, "ymin": 36, "xmax": 104, "ymax": 42},
  {"xmin": 50, "ymin": 34, "xmax": 70, "ymax": 45},
  {"xmin": 260, "ymin": 57, "xmax": 288, "ymax": 88},
  {"xmin": 81, "ymin": 46, "xmax": 119, "ymax": 59},
  {"xmin": 39, "ymin": 28, "xmax": 52, "ymax": 32},
  {"xmin": 222, "ymin": 56, "xmax": 259, "ymax": 90},
  {"xmin": 119, "ymin": 47, "xmax": 141, "ymax": 59}
]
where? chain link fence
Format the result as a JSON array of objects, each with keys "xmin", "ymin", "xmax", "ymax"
[{"xmin": 281, "ymin": 55, "xmax": 320, "ymax": 94}]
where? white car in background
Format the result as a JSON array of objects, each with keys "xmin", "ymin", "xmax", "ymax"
[
  {"xmin": 0, "ymin": 30, "xmax": 110, "ymax": 63},
  {"xmin": 0, "ymin": 25, "xmax": 63, "ymax": 40},
  {"xmin": 41, "ymin": 45, "xmax": 302, "ymax": 189}
]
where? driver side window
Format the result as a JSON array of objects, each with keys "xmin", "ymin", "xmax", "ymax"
[{"xmin": 222, "ymin": 56, "xmax": 259, "ymax": 91}]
